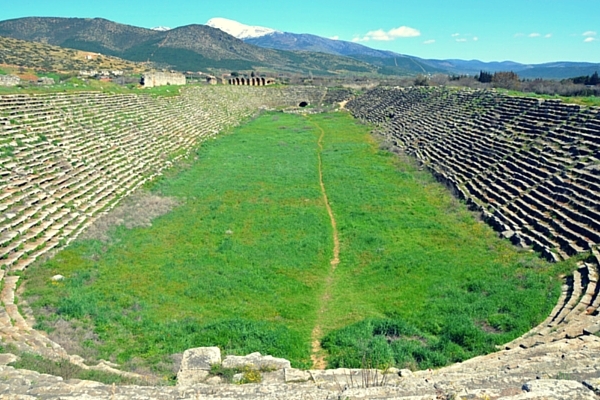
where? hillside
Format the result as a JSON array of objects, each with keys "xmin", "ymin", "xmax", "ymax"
[
  {"xmin": 0, "ymin": 35, "xmax": 147, "ymax": 73},
  {"xmin": 0, "ymin": 17, "xmax": 381, "ymax": 75}
]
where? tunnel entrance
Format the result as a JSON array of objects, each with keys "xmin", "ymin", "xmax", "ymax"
[{"xmin": 299, "ymin": 101, "xmax": 309, "ymax": 108}]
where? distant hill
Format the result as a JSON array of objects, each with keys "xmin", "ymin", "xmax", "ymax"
[
  {"xmin": 420, "ymin": 59, "xmax": 600, "ymax": 79},
  {"xmin": 2, "ymin": 17, "xmax": 597, "ymax": 79},
  {"xmin": 0, "ymin": 35, "xmax": 146, "ymax": 73},
  {"xmin": 212, "ymin": 18, "xmax": 600, "ymax": 80},
  {"xmin": 0, "ymin": 17, "xmax": 383, "ymax": 75},
  {"xmin": 217, "ymin": 19, "xmax": 442, "ymax": 75},
  {"xmin": 245, "ymin": 32, "xmax": 396, "ymax": 58}
]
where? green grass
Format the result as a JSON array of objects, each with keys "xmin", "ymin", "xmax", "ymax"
[
  {"xmin": 0, "ymin": 79, "xmax": 185, "ymax": 97},
  {"xmin": 8, "ymin": 352, "xmax": 147, "ymax": 385},
  {"xmin": 310, "ymin": 113, "xmax": 574, "ymax": 368},
  {"xmin": 22, "ymin": 111, "xmax": 575, "ymax": 378}
]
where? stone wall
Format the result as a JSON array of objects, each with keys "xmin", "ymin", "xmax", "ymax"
[
  {"xmin": 142, "ymin": 72, "xmax": 186, "ymax": 88},
  {"xmin": 228, "ymin": 76, "xmax": 276, "ymax": 86}
]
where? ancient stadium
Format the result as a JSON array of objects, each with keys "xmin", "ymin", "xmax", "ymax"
[{"xmin": 1, "ymin": 84, "xmax": 600, "ymax": 399}]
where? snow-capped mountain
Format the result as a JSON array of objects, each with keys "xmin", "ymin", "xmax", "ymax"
[
  {"xmin": 152, "ymin": 26, "xmax": 171, "ymax": 31},
  {"xmin": 206, "ymin": 17, "xmax": 278, "ymax": 39}
]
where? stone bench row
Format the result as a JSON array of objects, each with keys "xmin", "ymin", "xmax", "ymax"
[{"xmin": 348, "ymin": 87, "xmax": 600, "ymax": 260}]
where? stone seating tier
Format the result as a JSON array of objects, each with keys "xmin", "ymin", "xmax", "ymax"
[
  {"xmin": 0, "ymin": 85, "xmax": 329, "ymax": 363},
  {"xmin": 348, "ymin": 87, "xmax": 600, "ymax": 262}
]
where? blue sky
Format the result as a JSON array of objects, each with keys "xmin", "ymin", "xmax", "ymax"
[{"xmin": 2, "ymin": 0, "xmax": 599, "ymax": 64}]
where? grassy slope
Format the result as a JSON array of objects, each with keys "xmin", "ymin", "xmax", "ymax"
[{"xmin": 23, "ymin": 111, "xmax": 575, "ymax": 377}]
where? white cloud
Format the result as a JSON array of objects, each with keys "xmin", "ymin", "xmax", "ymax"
[
  {"xmin": 514, "ymin": 33, "xmax": 524, "ymax": 37},
  {"xmin": 353, "ymin": 26, "xmax": 421, "ymax": 42},
  {"xmin": 451, "ymin": 33, "xmax": 460, "ymax": 37},
  {"xmin": 584, "ymin": 37, "xmax": 596, "ymax": 43},
  {"xmin": 473, "ymin": 36, "xmax": 478, "ymax": 41},
  {"xmin": 583, "ymin": 31, "xmax": 597, "ymax": 37},
  {"xmin": 423, "ymin": 39, "xmax": 435, "ymax": 44},
  {"xmin": 529, "ymin": 32, "xmax": 541, "ymax": 37},
  {"xmin": 544, "ymin": 33, "xmax": 552, "ymax": 38},
  {"xmin": 456, "ymin": 38, "xmax": 467, "ymax": 42},
  {"xmin": 329, "ymin": 35, "xmax": 339, "ymax": 40}
]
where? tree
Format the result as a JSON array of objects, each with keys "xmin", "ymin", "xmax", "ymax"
[
  {"xmin": 590, "ymin": 71, "xmax": 599, "ymax": 86},
  {"xmin": 413, "ymin": 74, "xmax": 429, "ymax": 86},
  {"xmin": 477, "ymin": 70, "xmax": 493, "ymax": 83},
  {"xmin": 492, "ymin": 71, "xmax": 520, "ymax": 90}
]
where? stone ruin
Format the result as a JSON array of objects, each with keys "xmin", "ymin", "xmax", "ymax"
[
  {"xmin": 0, "ymin": 75, "xmax": 20, "ymax": 87},
  {"xmin": 141, "ymin": 72, "xmax": 187, "ymax": 88},
  {"xmin": 1, "ymin": 85, "xmax": 600, "ymax": 398},
  {"xmin": 228, "ymin": 76, "xmax": 276, "ymax": 86},
  {"xmin": 347, "ymin": 87, "xmax": 600, "ymax": 262}
]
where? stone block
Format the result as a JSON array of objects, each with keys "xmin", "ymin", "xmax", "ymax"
[
  {"xmin": 180, "ymin": 347, "xmax": 221, "ymax": 371},
  {"xmin": 0, "ymin": 353, "xmax": 18, "ymax": 365},
  {"xmin": 176, "ymin": 347, "xmax": 221, "ymax": 386},
  {"xmin": 176, "ymin": 369, "xmax": 209, "ymax": 387},
  {"xmin": 284, "ymin": 368, "xmax": 310, "ymax": 383},
  {"xmin": 222, "ymin": 352, "xmax": 291, "ymax": 370}
]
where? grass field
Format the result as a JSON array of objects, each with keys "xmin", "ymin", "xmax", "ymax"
[
  {"xmin": 22, "ymin": 111, "xmax": 576, "ymax": 380},
  {"xmin": 0, "ymin": 78, "xmax": 183, "ymax": 97}
]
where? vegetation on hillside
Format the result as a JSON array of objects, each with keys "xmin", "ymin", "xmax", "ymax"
[
  {"xmin": 0, "ymin": 36, "xmax": 148, "ymax": 73},
  {"xmin": 22, "ymin": 111, "xmax": 575, "ymax": 380},
  {"xmin": 0, "ymin": 17, "xmax": 381, "ymax": 76}
]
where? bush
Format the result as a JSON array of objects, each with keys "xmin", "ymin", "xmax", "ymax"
[{"xmin": 322, "ymin": 316, "xmax": 502, "ymax": 370}]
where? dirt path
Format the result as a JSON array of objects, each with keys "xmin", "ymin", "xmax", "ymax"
[{"xmin": 306, "ymin": 116, "xmax": 340, "ymax": 369}]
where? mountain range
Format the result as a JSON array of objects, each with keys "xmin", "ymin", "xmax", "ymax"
[
  {"xmin": 210, "ymin": 18, "xmax": 600, "ymax": 79},
  {"xmin": 0, "ymin": 17, "xmax": 386, "ymax": 75},
  {"xmin": 0, "ymin": 16, "xmax": 598, "ymax": 79}
]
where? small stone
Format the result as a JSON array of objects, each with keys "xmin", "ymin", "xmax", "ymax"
[
  {"xmin": 232, "ymin": 373, "xmax": 244, "ymax": 383},
  {"xmin": 584, "ymin": 378, "xmax": 600, "ymax": 394},
  {"xmin": 51, "ymin": 274, "xmax": 65, "ymax": 281},
  {"xmin": 502, "ymin": 230, "xmax": 515, "ymax": 239},
  {"xmin": 0, "ymin": 353, "xmax": 18, "ymax": 365},
  {"xmin": 225, "ymin": 229, "xmax": 233, "ymax": 235},
  {"xmin": 205, "ymin": 375, "xmax": 222, "ymax": 385},
  {"xmin": 399, "ymin": 369, "xmax": 414, "ymax": 377}
]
